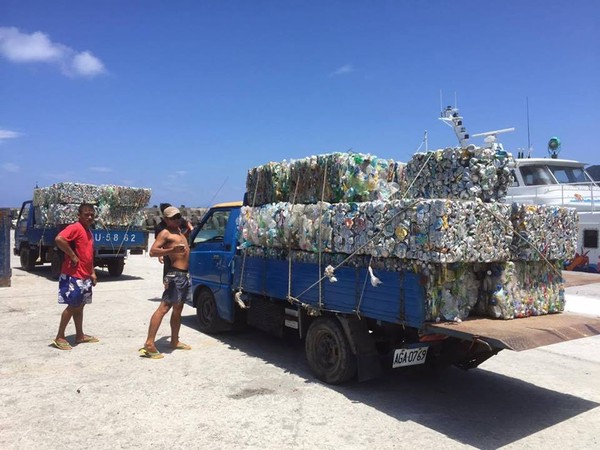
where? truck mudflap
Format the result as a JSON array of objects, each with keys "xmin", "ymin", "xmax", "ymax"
[{"xmin": 423, "ymin": 312, "xmax": 600, "ymax": 352}]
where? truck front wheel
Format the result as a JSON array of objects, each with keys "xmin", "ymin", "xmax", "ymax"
[
  {"xmin": 195, "ymin": 289, "xmax": 226, "ymax": 334},
  {"xmin": 305, "ymin": 317, "xmax": 357, "ymax": 385},
  {"xmin": 20, "ymin": 247, "xmax": 36, "ymax": 271},
  {"xmin": 107, "ymin": 258, "xmax": 125, "ymax": 277}
]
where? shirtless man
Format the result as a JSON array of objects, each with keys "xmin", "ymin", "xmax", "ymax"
[{"xmin": 140, "ymin": 206, "xmax": 191, "ymax": 359}]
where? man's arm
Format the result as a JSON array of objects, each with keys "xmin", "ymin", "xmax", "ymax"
[
  {"xmin": 150, "ymin": 230, "xmax": 185, "ymax": 258},
  {"xmin": 55, "ymin": 235, "xmax": 78, "ymax": 266}
]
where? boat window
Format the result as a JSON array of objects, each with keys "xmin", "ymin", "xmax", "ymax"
[
  {"xmin": 583, "ymin": 230, "xmax": 598, "ymax": 249},
  {"xmin": 520, "ymin": 165, "xmax": 555, "ymax": 186},
  {"xmin": 548, "ymin": 166, "xmax": 591, "ymax": 184}
]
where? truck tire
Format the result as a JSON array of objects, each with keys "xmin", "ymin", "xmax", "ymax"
[
  {"xmin": 305, "ymin": 317, "xmax": 357, "ymax": 385},
  {"xmin": 20, "ymin": 247, "xmax": 36, "ymax": 271},
  {"xmin": 195, "ymin": 289, "xmax": 226, "ymax": 334},
  {"xmin": 107, "ymin": 258, "xmax": 125, "ymax": 277},
  {"xmin": 50, "ymin": 251, "xmax": 62, "ymax": 279}
]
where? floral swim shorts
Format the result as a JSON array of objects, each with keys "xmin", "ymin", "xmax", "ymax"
[{"xmin": 58, "ymin": 274, "xmax": 93, "ymax": 307}]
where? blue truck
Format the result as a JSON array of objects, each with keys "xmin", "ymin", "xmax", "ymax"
[
  {"xmin": 189, "ymin": 201, "xmax": 600, "ymax": 384},
  {"xmin": 14, "ymin": 200, "xmax": 148, "ymax": 278}
]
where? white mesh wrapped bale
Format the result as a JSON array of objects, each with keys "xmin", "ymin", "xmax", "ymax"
[
  {"xmin": 510, "ymin": 203, "xmax": 578, "ymax": 261},
  {"xmin": 246, "ymin": 152, "xmax": 406, "ymax": 206},
  {"xmin": 405, "ymin": 146, "xmax": 514, "ymax": 202}
]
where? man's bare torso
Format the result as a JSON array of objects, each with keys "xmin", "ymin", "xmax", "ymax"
[{"xmin": 159, "ymin": 229, "xmax": 189, "ymax": 270}]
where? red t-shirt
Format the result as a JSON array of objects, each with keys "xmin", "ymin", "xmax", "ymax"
[{"xmin": 58, "ymin": 222, "xmax": 94, "ymax": 279}]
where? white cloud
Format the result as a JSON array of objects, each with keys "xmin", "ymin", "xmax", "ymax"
[
  {"xmin": 0, "ymin": 129, "xmax": 21, "ymax": 140},
  {"xmin": 89, "ymin": 166, "xmax": 112, "ymax": 173},
  {"xmin": 330, "ymin": 64, "xmax": 354, "ymax": 76},
  {"xmin": 0, "ymin": 27, "xmax": 106, "ymax": 78},
  {"xmin": 68, "ymin": 51, "xmax": 105, "ymax": 78},
  {"xmin": 175, "ymin": 170, "xmax": 188, "ymax": 176},
  {"xmin": 2, "ymin": 162, "xmax": 19, "ymax": 172}
]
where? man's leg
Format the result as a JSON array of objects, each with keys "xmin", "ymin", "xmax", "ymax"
[
  {"xmin": 144, "ymin": 301, "xmax": 172, "ymax": 352},
  {"xmin": 170, "ymin": 301, "xmax": 185, "ymax": 348},
  {"xmin": 72, "ymin": 304, "xmax": 86, "ymax": 341},
  {"xmin": 55, "ymin": 305, "xmax": 77, "ymax": 342}
]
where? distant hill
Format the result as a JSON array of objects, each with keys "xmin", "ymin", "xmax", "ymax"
[{"xmin": 587, "ymin": 165, "xmax": 600, "ymax": 181}]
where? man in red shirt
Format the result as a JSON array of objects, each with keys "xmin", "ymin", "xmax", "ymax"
[{"xmin": 52, "ymin": 203, "xmax": 99, "ymax": 350}]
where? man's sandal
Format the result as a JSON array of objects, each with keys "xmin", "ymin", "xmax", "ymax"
[
  {"xmin": 138, "ymin": 348, "xmax": 164, "ymax": 359},
  {"xmin": 52, "ymin": 340, "xmax": 72, "ymax": 351}
]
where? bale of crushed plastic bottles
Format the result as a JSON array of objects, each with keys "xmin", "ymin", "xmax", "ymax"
[
  {"xmin": 33, "ymin": 182, "xmax": 151, "ymax": 227},
  {"xmin": 510, "ymin": 203, "xmax": 578, "ymax": 260},
  {"xmin": 405, "ymin": 146, "xmax": 514, "ymax": 202},
  {"xmin": 246, "ymin": 152, "xmax": 406, "ymax": 206},
  {"xmin": 474, "ymin": 261, "xmax": 565, "ymax": 319}
]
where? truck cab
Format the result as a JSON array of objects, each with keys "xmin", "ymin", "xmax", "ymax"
[
  {"xmin": 14, "ymin": 201, "xmax": 60, "ymax": 273},
  {"xmin": 189, "ymin": 202, "xmax": 242, "ymax": 330}
]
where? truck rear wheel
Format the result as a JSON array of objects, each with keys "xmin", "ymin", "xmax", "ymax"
[
  {"xmin": 50, "ymin": 251, "xmax": 62, "ymax": 279},
  {"xmin": 305, "ymin": 317, "xmax": 357, "ymax": 385},
  {"xmin": 20, "ymin": 247, "xmax": 36, "ymax": 271},
  {"xmin": 107, "ymin": 258, "xmax": 125, "ymax": 277},
  {"xmin": 195, "ymin": 289, "xmax": 226, "ymax": 334}
]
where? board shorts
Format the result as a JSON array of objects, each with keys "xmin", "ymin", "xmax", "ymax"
[
  {"xmin": 162, "ymin": 270, "xmax": 192, "ymax": 304},
  {"xmin": 58, "ymin": 274, "xmax": 93, "ymax": 307}
]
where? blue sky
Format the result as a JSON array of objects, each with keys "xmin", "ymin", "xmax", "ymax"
[{"xmin": 1, "ymin": 1, "xmax": 599, "ymax": 208}]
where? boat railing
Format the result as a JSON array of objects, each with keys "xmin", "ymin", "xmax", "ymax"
[{"xmin": 507, "ymin": 181, "xmax": 599, "ymax": 211}]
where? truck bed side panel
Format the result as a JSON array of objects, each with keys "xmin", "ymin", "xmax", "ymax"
[{"xmin": 234, "ymin": 255, "xmax": 426, "ymax": 327}]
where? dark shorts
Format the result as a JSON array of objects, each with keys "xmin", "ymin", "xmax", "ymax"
[
  {"xmin": 162, "ymin": 270, "xmax": 192, "ymax": 304},
  {"xmin": 58, "ymin": 274, "xmax": 93, "ymax": 307}
]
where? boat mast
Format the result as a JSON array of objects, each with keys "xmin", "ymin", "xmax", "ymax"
[{"xmin": 526, "ymin": 97, "xmax": 532, "ymax": 157}]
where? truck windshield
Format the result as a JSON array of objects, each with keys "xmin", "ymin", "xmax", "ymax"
[{"xmin": 192, "ymin": 210, "xmax": 231, "ymax": 244}]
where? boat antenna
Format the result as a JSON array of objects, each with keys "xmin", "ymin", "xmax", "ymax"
[{"xmin": 526, "ymin": 97, "xmax": 532, "ymax": 158}]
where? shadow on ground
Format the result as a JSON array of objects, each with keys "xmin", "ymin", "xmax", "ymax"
[
  {"xmin": 12, "ymin": 265, "xmax": 145, "ymax": 282},
  {"xmin": 180, "ymin": 313, "xmax": 599, "ymax": 450}
]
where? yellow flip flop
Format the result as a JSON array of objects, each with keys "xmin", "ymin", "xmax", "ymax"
[
  {"xmin": 52, "ymin": 340, "xmax": 72, "ymax": 351},
  {"xmin": 76, "ymin": 335, "xmax": 99, "ymax": 344},
  {"xmin": 172, "ymin": 342, "xmax": 192, "ymax": 351},
  {"xmin": 138, "ymin": 348, "xmax": 164, "ymax": 359}
]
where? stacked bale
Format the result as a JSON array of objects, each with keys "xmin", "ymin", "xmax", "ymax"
[
  {"xmin": 238, "ymin": 149, "xmax": 576, "ymax": 321},
  {"xmin": 33, "ymin": 182, "xmax": 151, "ymax": 228}
]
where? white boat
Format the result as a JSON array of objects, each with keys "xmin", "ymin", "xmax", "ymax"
[{"xmin": 439, "ymin": 106, "xmax": 600, "ymax": 271}]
